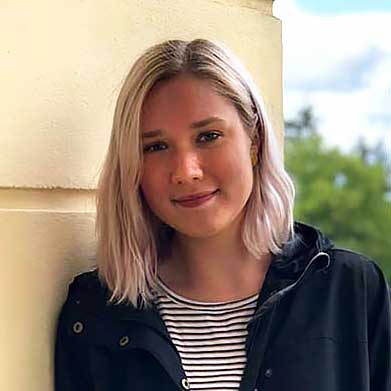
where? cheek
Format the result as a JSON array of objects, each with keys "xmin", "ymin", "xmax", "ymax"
[
  {"xmin": 141, "ymin": 178, "xmax": 159, "ymax": 198},
  {"xmin": 140, "ymin": 165, "xmax": 170, "ymax": 213},
  {"xmin": 220, "ymin": 150, "xmax": 254, "ymax": 199},
  {"xmin": 140, "ymin": 169, "xmax": 159, "ymax": 202},
  {"xmin": 220, "ymin": 147, "xmax": 252, "ymax": 178},
  {"xmin": 140, "ymin": 159, "xmax": 160, "ymax": 189},
  {"xmin": 140, "ymin": 181, "xmax": 163, "ymax": 219}
]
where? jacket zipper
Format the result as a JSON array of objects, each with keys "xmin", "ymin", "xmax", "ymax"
[
  {"xmin": 240, "ymin": 251, "xmax": 331, "ymax": 390},
  {"xmin": 248, "ymin": 251, "xmax": 330, "ymax": 326}
]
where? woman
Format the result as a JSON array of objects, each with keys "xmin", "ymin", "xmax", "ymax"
[{"xmin": 55, "ymin": 39, "xmax": 391, "ymax": 391}]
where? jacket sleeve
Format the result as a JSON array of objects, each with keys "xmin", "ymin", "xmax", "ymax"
[
  {"xmin": 54, "ymin": 288, "xmax": 93, "ymax": 390},
  {"xmin": 366, "ymin": 260, "xmax": 391, "ymax": 391}
]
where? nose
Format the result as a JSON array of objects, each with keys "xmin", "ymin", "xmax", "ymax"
[{"xmin": 170, "ymin": 151, "xmax": 204, "ymax": 185}]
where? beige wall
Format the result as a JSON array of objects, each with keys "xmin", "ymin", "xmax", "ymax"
[{"xmin": 0, "ymin": 1, "xmax": 281, "ymax": 390}]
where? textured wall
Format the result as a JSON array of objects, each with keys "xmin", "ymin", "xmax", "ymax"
[{"xmin": 0, "ymin": 0, "xmax": 280, "ymax": 389}]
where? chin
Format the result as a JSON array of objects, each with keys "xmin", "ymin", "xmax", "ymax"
[
  {"xmin": 175, "ymin": 221, "xmax": 231, "ymax": 239},
  {"xmin": 164, "ymin": 207, "xmax": 243, "ymax": 239}
]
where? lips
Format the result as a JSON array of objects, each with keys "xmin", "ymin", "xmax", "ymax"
[
  {"xmin": 174, "ymin": 189, "xmax": 219, "ymax": 202},
  {"xmin": 173, "ymin": 189, "xmax": 219, "ymax": 208}
]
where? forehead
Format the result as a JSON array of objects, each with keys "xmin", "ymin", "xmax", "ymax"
[{"xmin": 140, "ymin": 76, "xmax": 241, "ymax": 131}]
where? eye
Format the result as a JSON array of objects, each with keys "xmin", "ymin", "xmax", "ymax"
[
  {"xmin": 197, "ymin": 131, "xmax": 222, "ymax": 143},
  {"xmin": 143, "ymin": 142, "xmax": 167, "ymax": 153}
]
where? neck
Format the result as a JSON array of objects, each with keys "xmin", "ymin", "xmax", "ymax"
[{"xmin": 159, "ymin": 213, "xmax": 272, "ymax": 302}]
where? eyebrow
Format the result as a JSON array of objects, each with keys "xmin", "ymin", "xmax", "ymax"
[{"xmin": 141, "ymin": 116, "xmax": 225, "ymax": 139}]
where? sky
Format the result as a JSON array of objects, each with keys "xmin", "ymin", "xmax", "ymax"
[
  {"xmin": 297, "ymin": 0, "xmax": 391, "ymax": 14},
  {"xmin": 274, "ymin": 0, "xmax": 391, "ymax": 154}
]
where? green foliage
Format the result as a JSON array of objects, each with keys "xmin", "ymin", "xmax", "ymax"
[{"xmin": 285, "ymin": 107, "xmax": 391, "ymax": 284}]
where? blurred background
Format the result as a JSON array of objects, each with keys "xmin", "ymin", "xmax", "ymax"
[{"xmin": 275, "ymin": 0, "xmax": 391, "ymax": 282}]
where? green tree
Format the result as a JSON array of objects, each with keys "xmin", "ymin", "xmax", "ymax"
[{"xmin": 285, "ymin": 107, "xmax": 391, "ymax": 283}]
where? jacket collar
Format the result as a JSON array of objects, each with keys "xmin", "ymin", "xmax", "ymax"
[
  {"xmin": 70, "ymin": 222, "xmax": 333, "ymax": 339},
  {"xmin": 246, "ymin": 221, "xmax": 333, "ymax": 322},
  {"xmin": 271, "ymin": 221, "xmax": 333, "ymax": 276}
]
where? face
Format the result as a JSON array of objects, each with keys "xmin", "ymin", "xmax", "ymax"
[{"xmin": 139, "ymin": 75, "xmax": 257, "ymax": 239}]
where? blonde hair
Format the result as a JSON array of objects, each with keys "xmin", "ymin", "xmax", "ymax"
[{"xmin": 95, "ymin": 39, "xmax": 295, "ymax": 308}]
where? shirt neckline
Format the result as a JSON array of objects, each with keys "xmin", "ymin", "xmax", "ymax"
[{"xmin": 156, "ymin": 274, "xmax": 260, "ymax": 308}]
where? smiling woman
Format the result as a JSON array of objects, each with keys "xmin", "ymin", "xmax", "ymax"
[
  {"xmin": 140, "ymin": 76, "xmax": 258, "ymax": 245},
  {"xmin": 54, "ymin": 39, "xmax": 391, "ymax": 391},
  {"xmin": 92, "ymin": 39, "xmax": 295, "ymax": 306}
]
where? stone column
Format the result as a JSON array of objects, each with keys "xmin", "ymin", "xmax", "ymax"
[{"xmin": 0, "ymin": 1, "xmax": 281, "ymax": 389}]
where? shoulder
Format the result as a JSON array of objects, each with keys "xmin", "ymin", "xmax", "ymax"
[
  {"xmin": 58, "ymin": 269, "xmax": 146, "ymax": 326},
  {"xmin": 328, "ymin": 247, "xmax": 390, "ymax": 302},
  {"xmin": 56, "ymin": 269, "xmax": 108, "ymax": 334},
  {"xmin": 56, "ymin": 269, "xmax": 138, "ymax": 345},
  {"xmin": 65, "ymin": 268, "xmax": 106, "ymax": 298},
  {"xmin": 330, "ymin": 247, "xmax": 387, "ymax": 279},
  {"xmin": 60, "ymin": 269, "xmax": 108, "ymax": 311},
  {"xmin": 54, "ymin": 270, "xmax": 141, "ymax": 383}
]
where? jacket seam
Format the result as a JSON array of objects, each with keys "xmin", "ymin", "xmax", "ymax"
[{"xmin": 271, "ymin": 335, "xmax": 368, "ymax": 350}]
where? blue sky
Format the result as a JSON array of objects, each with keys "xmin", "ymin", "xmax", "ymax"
[
  {"xmin": 297, "ymin": 0, "xmax": 391, "ymax": 13},
  {"xmin": 274, "ymin": 0, "xmax": 391, "ymax": 154}
]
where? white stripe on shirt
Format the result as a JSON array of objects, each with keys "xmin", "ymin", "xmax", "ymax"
[{"xmin": 153, "ymin": 276, "xmax": 259, "ymax": 390}]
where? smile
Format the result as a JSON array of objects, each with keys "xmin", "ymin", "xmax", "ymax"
[{"xmin": 175, "ymin": 189, "xmax": 219, "ymax": 208}]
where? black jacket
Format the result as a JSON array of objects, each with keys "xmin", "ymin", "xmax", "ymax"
[{"xmin": 55, "ymin": 222, "xmax": 391, "ymax": 390}]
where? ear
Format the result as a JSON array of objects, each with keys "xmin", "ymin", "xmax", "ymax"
[
  {"xmin": 250, "ymin": 144, "xmax": 259, "ymax": 167},
  {"xmin": 250, "ymin": 128, "xmax": 260, "ymax": 147}
]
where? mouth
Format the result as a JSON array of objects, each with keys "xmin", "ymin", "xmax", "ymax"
[
  {"xmin": 174, "ymin": 189, "xmax": 219, "ymax": 202},
  {"xmin": 174, "ymin": 189, "xmax": 219, "ymax": 208}
]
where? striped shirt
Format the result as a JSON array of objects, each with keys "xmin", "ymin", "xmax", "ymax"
[{"xmin": 153, "ymin": 276, "xmax": 259, "ymax": 390}]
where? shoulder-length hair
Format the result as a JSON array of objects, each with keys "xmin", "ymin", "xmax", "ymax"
[{"xmin": 95, "ymin": 38, "xmax": 295, "ymax": 308}]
